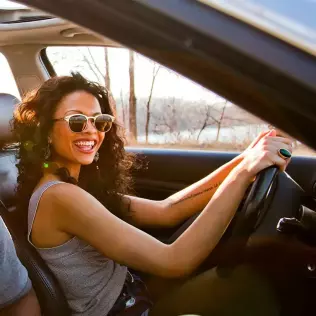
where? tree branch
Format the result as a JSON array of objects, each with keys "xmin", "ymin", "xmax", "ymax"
[
  {"xmin": 145, "ymin": 64, "xmax": 161, "ymax": 143},
  {"xmin": 87, "ymin": 47, "xmax": 104, "ymax": 80},
  {"xmin": 80, "ymin": 51, "xmax": 102, "ymax": 82}
]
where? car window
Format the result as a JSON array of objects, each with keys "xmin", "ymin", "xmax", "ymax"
[
  {"xmin": 45, "ymin": 46, "xmax": 315, "ymax": 156},
  {"xmin": 199, "ymin": 0, "xmax": 316, "ymax": 56},
  {"xmin": 0, "ymin": 52, "xmax": 20, "ymax": 98}
]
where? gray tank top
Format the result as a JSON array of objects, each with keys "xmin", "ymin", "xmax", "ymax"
[{"xmin": 27, "ymin": 181, "xmax": 127, "ymax": 316}]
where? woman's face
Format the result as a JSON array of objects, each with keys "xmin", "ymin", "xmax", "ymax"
[{"xmin": 50, "ymin": 90, "xmax": 105, "ymax": 169}]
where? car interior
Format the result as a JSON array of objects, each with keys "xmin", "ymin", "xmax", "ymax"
[{"xmin": 0, "ymin": 0, "xmax": 316, "ymax": 315}]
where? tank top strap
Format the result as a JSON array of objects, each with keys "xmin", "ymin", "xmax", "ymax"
[{"xmin": 27, "ymin": 180, "xmax": 64, "ymax": 245}]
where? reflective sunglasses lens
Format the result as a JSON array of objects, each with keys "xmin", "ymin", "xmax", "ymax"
[
  {"xmin": 95, "ymin": 115, "xmax": 113, "ymax": 132},
  {"xmin": 68, "ymin": 115, "xmax": 87, "ymax": 132}
]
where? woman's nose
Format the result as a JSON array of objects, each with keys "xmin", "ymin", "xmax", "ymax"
[{"xmin": 85, "ymin": 118, "xmax": 97, "ymax": 132}]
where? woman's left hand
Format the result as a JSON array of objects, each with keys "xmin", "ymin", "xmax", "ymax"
[
  {"xmin": 240, "ymin": 129, "xmax": 293, "ymax": 172},
  {"xmin": 241, "ymin": 129, "xmax": 293, "ymax": 157}
]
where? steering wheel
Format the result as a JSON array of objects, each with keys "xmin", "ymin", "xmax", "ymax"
[
  {"xmin": 216, "ymin": 166, "xmax": 279, "ymax": 273},
  {"xmin": 167, "ymin": 166, "xmax": 279, "ymax": 247},
  {"xmin": 231, "ymin": 166, "xmax": 279, "ymax": 239}
]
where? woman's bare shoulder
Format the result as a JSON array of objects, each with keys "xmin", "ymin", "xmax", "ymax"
[
  {"xmin": 41, "ymin": 181, "xmax": 89, "ymax": 202},
  {"xmin": 37, "ymin": 180, "xmax": 105, "ymax": 233},
  {"xmin": 31, "ymin": 181, "xmax": 86, "ymax": 247},
  {"xmin": 41, "ymin": 180, "xmax": 103, "ymax": 216}
]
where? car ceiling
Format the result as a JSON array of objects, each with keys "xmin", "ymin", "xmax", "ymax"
[
  {"xmin": 0, "ymin": 17, "xmax": 118, "ymax": 46},
  {"xmin": 12, "ymin": 0, "xmax": 316, "ymax": 152}
]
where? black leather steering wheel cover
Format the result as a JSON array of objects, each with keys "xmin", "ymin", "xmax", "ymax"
[
  {"xmin": 231, "ymin": 166, "xmax": 279, "ymax": 238},
  {"xmin": 215, "ymin": 166, "xmax": 279, "ymax": 274}
]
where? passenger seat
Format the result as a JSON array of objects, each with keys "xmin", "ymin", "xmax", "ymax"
[{"xmin": 0, "ymin": 93, "xmax": 70, "ymax": 316}]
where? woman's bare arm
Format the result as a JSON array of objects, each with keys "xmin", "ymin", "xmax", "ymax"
[
  {"xmin": 44, "ymin": 165, "xmax": 251, "ymax": 278},
  {"xmin": 125, "ymin": 154, "xmax": 243, "ymax": 228},
  {"xmin": 124, "ymin": 134, "xmax": 292, "ymax": 228}
]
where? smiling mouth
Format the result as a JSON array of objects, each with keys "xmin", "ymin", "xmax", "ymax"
[{"xmin": 73, "ymin": 140, "xmax": 97, "ymax": 153}]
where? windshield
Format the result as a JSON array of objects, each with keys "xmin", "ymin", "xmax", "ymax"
[{"xmin": 199, "ymin": 0, "xmax": 316, "ymax": 56}]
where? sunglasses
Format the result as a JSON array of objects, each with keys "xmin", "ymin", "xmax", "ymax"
[{"xmin": 54, "ymin": 114, "xmax": 115, "ymax": 133}]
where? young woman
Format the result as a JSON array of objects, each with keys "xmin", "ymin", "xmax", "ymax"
[{"xmin": 12, "ymin": 73, "xmax": 292, "ymax": 316}]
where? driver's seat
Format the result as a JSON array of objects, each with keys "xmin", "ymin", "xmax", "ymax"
[{"xmin": 0, "ymin": 93, "xmax": 70, "ymax": 316}]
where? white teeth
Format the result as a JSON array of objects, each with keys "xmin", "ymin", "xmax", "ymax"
[{"xmin": 74, "ymin": 141, "xmax": 95, "ymax": 146}]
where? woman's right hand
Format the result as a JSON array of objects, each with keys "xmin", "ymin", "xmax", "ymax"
[{"xmin": 237, "ymin": 129, "xmax": 293, "ymax": 179}]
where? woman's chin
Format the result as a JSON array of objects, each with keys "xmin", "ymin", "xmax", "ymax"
[
  {"xmin": 79, "ymin": 159, "xmax": 95, "ymax": 165},
  {"xmin": 75, "ymin": 155, "xmax": 95, "ymax": 165}
]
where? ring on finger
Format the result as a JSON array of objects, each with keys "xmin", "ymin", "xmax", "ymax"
[{"xmin": 278, "ymin": 148, "xmax": 292, "ymax": 160}]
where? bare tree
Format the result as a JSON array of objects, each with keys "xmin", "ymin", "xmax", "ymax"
[
  {"xmin": 152, "ymin": 98, "xmax": 176, "ymax": 133},
  {"xmin": 104, "ymin": 47, "xmax": 111, "ymax": 91},
  {"xmin": 215, "ymin": 101, "xmax": 227, "ymax": 142},
  {"xmin": 79, "ymin": 47, "xmax": 116, "ymax": 112},
  {"xmin": 152, "ymin": 97, "xmax": 184, "ymax": 143},
  {"xmin": 103, "ymin": 48, "xmax": 117, "ymax": 113},
  {"xmin": 80, "ymin": 52, "xmax": 101, "ymax": 82},
  {"xmin": 120, "ymin": 89, "xmax": 127, "ymax": 127},
  {"xmin": 196, "ymin": 105, "xmax": 215, "ymax": 141},
  {"xmin": 197, "ymin": 101, "xmax": 228, "ymax": 142},
  {"xmin": 129, "ymin": 50, "xmax": 137, "ymax": 142},
  {"xmin": 145, "ymin": 64, "xmax": 160, "ymax": 143},
  {"xmin": 86, "ymin": 48, "xmax": 104, "ymax": 81}
]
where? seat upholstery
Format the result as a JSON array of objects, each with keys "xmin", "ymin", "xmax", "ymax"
[{"xmin": 0, "ymin": 93, "xmax": 70, "ymax": 316}]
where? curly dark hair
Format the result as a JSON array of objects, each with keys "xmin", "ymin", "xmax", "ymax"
[{"xmin": 12, "ymin": 72, "xmax": 136, "ymax": 233}]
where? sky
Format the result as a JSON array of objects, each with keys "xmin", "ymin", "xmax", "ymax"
[
  {"xmin": 203, "ymin": 0, "xmax": 316, "ymax": 31},
  {"xmin": 251, "ymin": 0, "xmax": 316, "ymax": 30}
]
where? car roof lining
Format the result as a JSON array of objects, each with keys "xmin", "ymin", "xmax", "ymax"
[{"xmin": 0, "ymin": 18, "xmax": 119, "ymax": 46}]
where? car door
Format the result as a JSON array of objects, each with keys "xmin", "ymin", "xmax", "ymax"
[{"xmin": 131, "ymin": 146, "xmax": 316, "ymax": 199}]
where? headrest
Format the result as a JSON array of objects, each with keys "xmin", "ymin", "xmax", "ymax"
[{"xmin": 0, "ymin": 93, "xmax": 20, "ymax": 142}]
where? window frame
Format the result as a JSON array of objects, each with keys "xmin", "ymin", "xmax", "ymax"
[{"xmin": 40, "ymin": 49, "xmax": 56, "ymax": 77}]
